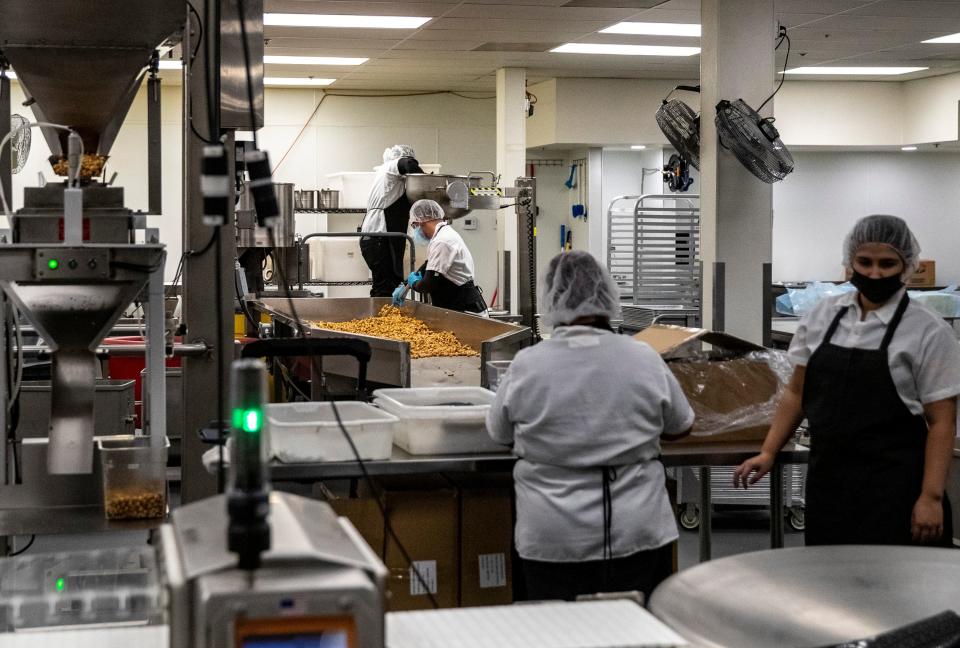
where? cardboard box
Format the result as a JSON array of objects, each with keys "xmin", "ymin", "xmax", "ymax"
[
  {"xmin": 634, "ymin": 325, "xmax": 785, "ymax": 443},
  {"xmin": 328, "ymin": 497, "xmax": 386, "ymax": 558},
  {"xmin": 383, "ymin": 487, "xmax": 459, "ymax": 611},
  {"xmin": 456, "ymin": 475, "xmax": 514, "ymax": 607}
]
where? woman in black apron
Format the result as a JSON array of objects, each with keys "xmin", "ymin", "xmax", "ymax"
[
  {"xmin": 734, "ymin": 215, "xmax": 958, "ymax": 546},
  {"xmin": 404, "ymin": 199, "xmax": 487, "ymax": 314}
]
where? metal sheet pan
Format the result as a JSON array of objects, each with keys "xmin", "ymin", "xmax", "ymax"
[{"xmin": 252, "ymin": 297, "xmax": 532, "ymax": 388}]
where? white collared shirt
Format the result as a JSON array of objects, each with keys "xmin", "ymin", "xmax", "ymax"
[
  {"xmin": 486, "ymin": 326, "xmax": 694, "ymax": 561},
  {"xmin": 788, "ymin": 287, "xmax": 960, "ymax": 415},
  {"xmin": 361, "ymin": 158, "xmax": 406, "ymax": 234},
  {"xmin": 426, "ymin": 223, "xmax": 475, "ymax": 286}
]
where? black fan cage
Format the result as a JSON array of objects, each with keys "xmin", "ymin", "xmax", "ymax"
[
  {"xmin": 715, "ymin": 99, "xmax": 794, "ymax": 184},
  {"xmin": 656, "ymin": 99, "xmax": 700, "ymax": 170}
]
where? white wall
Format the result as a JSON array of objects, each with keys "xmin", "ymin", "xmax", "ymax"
[{"xmin": 772, "ymin": 151, "xmax": 960, "ymax": 284}]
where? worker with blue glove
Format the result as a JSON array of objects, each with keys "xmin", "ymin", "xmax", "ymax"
[
  {"xmin": 391, "ymin": 268, "xmax": 423, "ymax": 306},
  {"xmin": 398, "ymin": 199, "xmax": 486, "ymax": 314}
]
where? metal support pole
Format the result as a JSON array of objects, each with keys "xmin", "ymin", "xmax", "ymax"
[
  {"xmin": 147, "ymin": 68, "xmax": 162, "ymax": 215},
  {"xmin": 144, "ymin": 258, "xmax": 167, "ymax": 443},
  {"xmin": 770, "ymin": 462, "xmax": 785, "ymax": 549},
  {"xmin": 0, "ymin": 296, "xmax": 8, "ymax": 487},
  {"xmin": 699, "ymin": 466, "xmax": 712, "ymax": 561},
  {"xmin": 0, "ymin": 65, "xmax": 11, "ymax": 214}
]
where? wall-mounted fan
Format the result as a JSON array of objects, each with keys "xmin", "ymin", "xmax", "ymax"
[
  {"xmin": 10, "ymin": 113, "xmax": 31, "ymax": 174},
  {"xmin": 655, "ymin": 84, "xmax": 700, "ymax": 170},
  {"xmin": 713, "ymin": 27, "xmax": 795, "ymax": 184},
  {"xmin": 663, "ymin": 153, "xmax": 694, "ymax": 192}
]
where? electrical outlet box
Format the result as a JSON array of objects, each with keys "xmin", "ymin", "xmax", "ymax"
[{"xmin": 463, "ymin": 217, "xmax": 478, "ymax": 231}]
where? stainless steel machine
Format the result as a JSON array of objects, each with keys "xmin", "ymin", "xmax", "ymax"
[{"xmin": 0, "ymin": 1, "xmax": 178, "ymax": 542}]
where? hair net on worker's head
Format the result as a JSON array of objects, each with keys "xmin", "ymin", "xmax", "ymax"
[
  {"xmin": 382, "ymin": 144, "xmax": 416, "ymax": 163},
  {"xmin": 842, "ymin": 214, "xmax": 921, "ymax": 276},
  {"xmin": 541, "ymin": 250, "xmax": 622, "ymax": 328},
  {"xmin": 409, "ymin": 199, "xmax": 445, "ymax": 224}
]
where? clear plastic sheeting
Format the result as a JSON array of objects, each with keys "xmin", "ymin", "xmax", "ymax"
[
  {"xmin": 909, "ymin": 286, "xmax": 960, "ymax": 318},
  {"xmin": 775, "ymin": 281, "xmax": 856, "ymax": 316},
  {"xmin": 667, "ymin": 350, "xmax": 793, "ymax": 439}
]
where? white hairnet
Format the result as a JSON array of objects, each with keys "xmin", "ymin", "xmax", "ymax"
[
  {"xmin": 541, "ymin": 250, "xmax": 621, "ymax": 327},
  {"xmin": 409, "ymin": 199, "xmax": 445, "ymax": 224},
  {"xmin": 843, "ymin": 214, "xmax": 921, "ymax": 275},
  {"xmin": 382, "ymin": 144, "xmax": 416, "ymax": 163}
]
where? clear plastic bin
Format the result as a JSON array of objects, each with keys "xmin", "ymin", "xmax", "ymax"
[
  {"xmin": 372, "ymin": 387, "xmax": 503, "ymax": 455},
  {"xmin": 267, "ymin": 401, "xmax": 397, "ymax": 462},
  {"xmin": 0, "ymin": 547, "xmax": 163, "ymax": 631},
  {"xmin": 98, "ymin": 436, "xmax": 168, "ymax": 520},
  {"xmin": 485, "ymin": 360, "xmax": 512, "ymax": 392}
]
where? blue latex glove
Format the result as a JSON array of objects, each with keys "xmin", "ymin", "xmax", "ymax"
[
  {"xmin": 391, "ymin": 284, "xmax": 406, "ymax": 306},
  {"xmin": 406, "ymin": 270, "xmax": 423, "ymax": 287}
]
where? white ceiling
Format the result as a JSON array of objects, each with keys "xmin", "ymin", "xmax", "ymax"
[{"xmin": 259, "ymin": 0, "xmax": 960, "ymax": 90}]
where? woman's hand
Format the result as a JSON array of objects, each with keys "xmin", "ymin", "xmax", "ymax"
[
  {"xmin": 911, "ymin": 493, "xmax": 944, "ymax": 544},
  {"xmin": 732, "ymin": 452, "xmax": 775, "ymax": 489}
]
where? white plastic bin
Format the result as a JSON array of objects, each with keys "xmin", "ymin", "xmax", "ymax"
[
  {"xmin": 372, "ymin": 387, "xmax": 504, "ymax": 455},
  {"xmin": 267, "ymin": 401, "xmax": 397, "ymax": 462},
  {"xmin": 485, "ymin": 360, "xmax": 512, "ymax": 392},
  {"xmin": 325, "ymin": 172, "xmax": 376, "ymax": 208},
  {"xmin": 308, "ymin": 238, "xmax": 371, "ymax": 283}
]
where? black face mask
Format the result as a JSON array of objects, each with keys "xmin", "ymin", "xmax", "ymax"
[{"xmin": 850, "ymin": 270, "xmax": 903, "ymax": 304}]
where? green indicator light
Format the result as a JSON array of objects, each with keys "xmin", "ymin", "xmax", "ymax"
[
  {"xmin": 55, "ymin": 577, "xmax": 65, "ymax": 592},
  {"xmin": 47, "ymin": 259, "xmax": 59, "ymax": 270},
  {"xmin": 232, "ymin": 408, "xmax": 243, "ymax": 429},
  {"xmin": 242, "ymin": 409, "xmax": 262, "ymax": 433}
]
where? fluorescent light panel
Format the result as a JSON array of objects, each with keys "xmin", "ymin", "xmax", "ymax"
[
  {"xmin": 158, "ymin": 60, "xmax": 182, "ymax": 70},
  {"xmin": 923, "ymin": 32, "xmax": 960, "ymax": 43},
  {"xmin": 265, "ymin": 55, "xmax": 367, "ymax": 66},
  {"xmin": 552, "ymin": 43, "xmax": 700, "ymax": 56},
  {"xmin": 264, "ymin": 77, "xmax": 335, "ymax": 86},
  {"xmin": 631, "ymin": 145, "xmax": 647, "ymax": 150},
  {"xmin": 3, "ymin": 70, "xmax": 16, "ymax": 79},
  {"xmin": 265, "ymin": 13, "xmax": 430, "ymax": 29},
  {"xmin": 601, "ymin": 21, "xmax": 700, "ymax": 37},
  {"xmin": 784, "ymin": 66, "xmax": 927, "ymax": 75},
  {"xmin": 901, "ymin": 146, "xmax": 918, "ymax": 151}
]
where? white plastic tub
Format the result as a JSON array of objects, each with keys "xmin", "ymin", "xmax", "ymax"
[
  {"xmin": 325, "ymin": 172, "xmax": 376, "ymax": 208},
  {"xmin": 372, "ymin": 387, "xmax": 504, "ymax": 455},
  {"xmin": 267, "ymin": 401, "xmax": 397, "ymax": 462}
]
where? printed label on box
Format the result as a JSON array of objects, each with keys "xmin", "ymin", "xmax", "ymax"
[
  {"xmin": 478, "ymin": 553, "xmax": 507, "ymax": 589},
  {"xmin": 409, "ymin": 560, "xmax": 437, "ymax": 596}
]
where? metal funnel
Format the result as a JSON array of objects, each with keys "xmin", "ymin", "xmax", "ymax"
[
  {"xmin": 0, "ymin": 246, "xmax": 164, "ymax": 473},
  {"xmin": 0, "ymin": 0, "xmax": 183, "ymax": 157}
]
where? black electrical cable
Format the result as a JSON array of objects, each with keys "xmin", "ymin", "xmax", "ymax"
[
  {"xmin": 234, "ymin": 266, "xmax": 259, "ymax": 331},
  {"xmin": 235, "ymin": 0, "xmax": 439, "ymax": 605},
  {"xmin": 214, "ymin": 227, "xmax": 225, "ymax": 493},
  {"xmin": 184, "ymin": 0, "xmax": 217, "ymax": 145},
  {"xmin": 9, "ymin": 534, "xmax": 34, "ymax": 556},
  {"xmin": 757, "ymin": 27, "xmax": 791, "ymax": 113}
]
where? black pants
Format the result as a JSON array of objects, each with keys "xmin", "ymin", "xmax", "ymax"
[
  {"xmin": 521, "ymin": 544, "xmax": 673, "ymax": 603},
  {"xmin": 359, "ymin": 236, "xmax": 403, "ymax": 297}
]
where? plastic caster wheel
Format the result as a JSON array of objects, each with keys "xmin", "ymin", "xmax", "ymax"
[
  {"xmin": 679, "ymin": 504, "xmax": 700, "ymax": 531},
  {"xmin": 788, "ymin": 507, "xmax": 805, "ymax": 532}
]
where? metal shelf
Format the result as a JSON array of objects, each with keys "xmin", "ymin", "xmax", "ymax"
[
  {"xmin": 300, "ymin": 280, "xmax": 371, "ymax": 287},
  {"xmin": 295, "ymin": 208, "xmax": 366, "ymax": 214}
]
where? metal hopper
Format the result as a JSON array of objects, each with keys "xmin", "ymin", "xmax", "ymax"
[{"xmin": 254, "ymin": 298, "xmax": 532, "ymax": 389}]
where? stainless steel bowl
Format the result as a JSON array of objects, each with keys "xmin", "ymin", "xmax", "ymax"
[{"xmin": 404, "ymin": 173, "xmax": 482, "ymax": 220}]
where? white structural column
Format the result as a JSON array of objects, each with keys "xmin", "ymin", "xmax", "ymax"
[
  {"xmin": 496, "ymin": 67, "xmax": 526, "ymax": 314},
  {"xmin": 700, "ymin": 0, "xmax": 776, "ymax": 343}
]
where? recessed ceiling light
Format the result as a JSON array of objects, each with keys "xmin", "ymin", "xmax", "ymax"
[
  {"xmin": 901, "ymin": 146, "xmax": 918, "ymax": 151},
  {"xmin": 551, "ymin": 43, "xmax": 700, "ymax": 56},
  {"xmin": 923, "ymin": 32, "xmax": 960, "ymax": 43},
  {"xmin": 601, "ymin": 22, "xmax": 700, "ymax": 37},
  {"xmin": 158, "ymin": 60, "xmax": 182, "ymax": 70},
  {"xmin": 783, "ymin": 66, "xmax": 927, "ymax": 75},
  {"xmin": 264, "ymin": 77, "xmax": 336, "ymax": 86},
  {"xmin": 2, "ymin": 70, "xmax": 16, "ymax": 79},
  {"xmin": 631, "ymin": 145, "xmax": 647, "ymax": 150},
  {"xmin": 264, "ymin": 13, "xmax": 431, "ymax": 29},
  {"xmin": 264, "ymin": 55, "xmax": 368, "ymax": 66}
]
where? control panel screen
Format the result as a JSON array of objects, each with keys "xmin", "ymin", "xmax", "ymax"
[{"xmin": 243, "ymin": 632, "xmax": 349, "ymax": 648}]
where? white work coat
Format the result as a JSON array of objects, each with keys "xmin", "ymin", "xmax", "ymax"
[
  {"xmin": 361, "ymin": 158, "xmax": 406, "ymax": 234},
  {"xmin": 486, "ymin": 326, "xmax": 694, "ymax": 561},
  {"xmin": 426, "ymin": 223, "xmax": 475, "ymax": 286}
]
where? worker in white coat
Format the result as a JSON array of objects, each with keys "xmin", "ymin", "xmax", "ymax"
[
  {"xmin": 395, "ymin": 199, "xmax": 486, "ymax": 314},
  {"xmin": 360, "ymin": 145, "xmax": 423, "ymax": 297},
  {"xmin": 735, "ymin": 215, "xmax": 959, "ymax": 546},
  {"xmin": 486, "ymin": 250, "xmax": 694, "ymax": 601}
]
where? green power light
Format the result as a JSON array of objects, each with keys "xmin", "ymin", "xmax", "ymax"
[
  {"xmin": 232, "ymin": 408, "xmax": 262, "ymax": 433},
  {"xmin": 47, "ymin": 258, "xmax": 59, "ymax": 270},
  {"xmin": 55, "ymin": 577, "xmax": 65, "ymax": 592}
]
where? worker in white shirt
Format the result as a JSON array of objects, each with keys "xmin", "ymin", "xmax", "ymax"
[
  {"xmin": 735, "ymin": 215, "xmax": 960, "ymax": 547},
  {"xmin": 485, "ymin": 250, "xmax": 694, "ymax": 602},
  {"xmin": 395, "ymin": 199, "xmax": 486, "ymax": 314},
  {"xmin": 360, "ymin": 145, "xmax": 423, "ymax": 297}
]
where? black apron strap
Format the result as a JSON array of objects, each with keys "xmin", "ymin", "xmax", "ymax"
[
  {"xmin": 880, "ymin": 293, "xmax": 911, "ymax": 351},
  {"xmin": 822, "ymin": 305, "xmax": 850, "ymax": 345}
]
